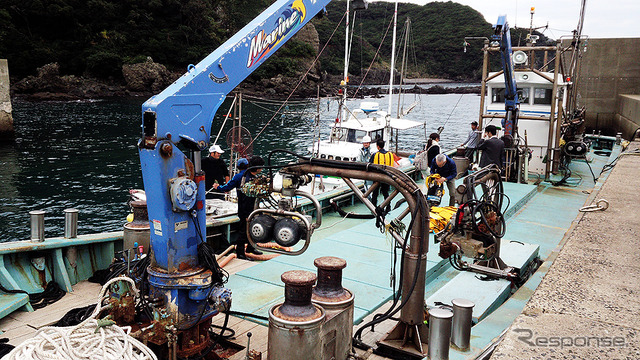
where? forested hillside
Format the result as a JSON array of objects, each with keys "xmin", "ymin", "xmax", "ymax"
[{"xmin": 0, "ymin": 0, "xmax": 551, "ymax": 97}]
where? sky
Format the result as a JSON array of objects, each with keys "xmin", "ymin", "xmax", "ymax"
[{"xmin": 371, "ymin": 0, "xmax": 640, "ymax": 39}]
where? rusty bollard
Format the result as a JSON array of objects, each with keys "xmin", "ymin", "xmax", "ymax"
[
  {"xmin": 268, "ymin": 270, "xmax": 325, "ymax": 360},
  {"xmin": 312, "ymin": 257, "xmax": 354, "ymax": 360}
]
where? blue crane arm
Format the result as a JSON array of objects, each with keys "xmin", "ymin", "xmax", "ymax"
[
  {"xmin": 136, "ymin": 0, "xmax": 333, "ymax": 329},
  {"xmin": 142, "ymin": 0, "xmax": 331, "ymax": 148},
  {"xmin": 492, "ymin": 15, "xmax": 519, "ymax": 136}
]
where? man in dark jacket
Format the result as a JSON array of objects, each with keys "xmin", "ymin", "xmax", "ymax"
[
  {"xmin": 202, "ymin": 144, "xmax": 229, "ymax": 199},
  {"xmin": 234, "ymin": 156, "xmax": 265, "ymax": 259},
  {"xmin": 430, "ymin": 153, "xmax": 457, "ymax": 206},
  {"xmin": 477, "ymin": 125, "xmax": 505, "ymax": 169}
]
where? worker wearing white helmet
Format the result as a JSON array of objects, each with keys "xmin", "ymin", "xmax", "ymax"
[{"xmin": 359, "ymin": 135, "xmax": 374, "ymax": 163}]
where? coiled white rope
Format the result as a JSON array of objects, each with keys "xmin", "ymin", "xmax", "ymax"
[{"xmin": 6, "ymin": 277, "xmax": 158, "ymax": 360}]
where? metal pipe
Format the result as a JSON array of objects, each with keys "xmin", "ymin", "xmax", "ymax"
[
  {"xmin": 428, "ymin": 308, "xmax": 453, "ymax": 360},
  {"xmin": 481, "ymin": 114, "xmax": 552, "ymax": 121},
  {"xmin": 451, "ymin": 299, "xmax": 475, "ymax": 350},
  {"xmin": 64, "ymin": 208, "xmax": 79, "ymax": 239},
  {"xmin": 547, "ymin": 40, "xmax": 563, "ymax": 178},
  {"xmin": 396, "ymin": 206, "xmax": 411, "ymax": 222},
  {"xmin": 487, "ymin": 45, "xmax": 557, "ymax": 52},
  {"xmin": 294, "ymin": 190, "xmax": 322, "ymax": 228},
  {"xmin": 193, "ymin": 150, "xmax": 201, "ymax": 173},
  {"xmin": 29, "ymin": 210, "xmax": 45, "ymax": 242},
  {"xmin": 379, "ymin": 189, "xmax": 400, "ymax": 210}
]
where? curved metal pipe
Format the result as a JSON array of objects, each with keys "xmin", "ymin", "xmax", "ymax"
[
  {"xmin": 294, "ymin": 190, "xmax": 322, "ymax": 229},
  {"xmin": 285, "ymin": 162, "xmax": 429, "ymax": 334}
]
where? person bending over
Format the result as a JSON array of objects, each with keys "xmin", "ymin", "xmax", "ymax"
[{"xmin": 430, "ymin": 153, "xmax": 457, "ymax": 206}]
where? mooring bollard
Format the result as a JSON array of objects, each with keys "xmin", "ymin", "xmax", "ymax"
[
  {"xmin": 64, "ymin": 208, "xmax": 79, "ymax": 239},
  {"xmin": 29, "ymin": 210, "xmax": 45, "ymax": 241},
  {"xmin": 451, "ymin": 298, "xmax": 475, "ymax": 350},
  {"xmin": 428, "ymin": 308, "xmax": 453, "ymax": 360}
]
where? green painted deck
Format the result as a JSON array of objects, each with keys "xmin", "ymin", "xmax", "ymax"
[{"xmin": 225, "ymin": 180, "xmax": 538, "ymax": 327}]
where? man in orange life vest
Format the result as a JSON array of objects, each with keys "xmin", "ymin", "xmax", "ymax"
[{"xmin": 370, "ymin": 139, "xmax": 397, "ymax": 212}]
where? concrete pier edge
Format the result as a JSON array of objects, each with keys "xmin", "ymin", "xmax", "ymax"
[{"xmin": 490, "ymin": 140, "xmax": 640, "ymax": 360}]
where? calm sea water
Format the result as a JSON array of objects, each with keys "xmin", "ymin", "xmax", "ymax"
[{"xmin": 1, "ymin": 92, "xmax": 480, "ymax": 242}]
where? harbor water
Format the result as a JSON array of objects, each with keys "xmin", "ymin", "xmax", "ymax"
[{"xmin": 1, "ymin": 92, "xmax": 480, "ymax": 242}]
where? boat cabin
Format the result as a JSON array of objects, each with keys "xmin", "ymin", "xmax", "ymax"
[{"xmin": 312, "ymin": 101, "xmax": 422, "ymax": 162}]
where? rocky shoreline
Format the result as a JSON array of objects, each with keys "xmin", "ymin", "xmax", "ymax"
[{"xmin": 10, "ymin": 60, "xmax": 479, "ymax": 102}]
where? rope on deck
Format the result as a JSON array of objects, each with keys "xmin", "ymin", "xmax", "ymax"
[{"xmin": 5, "ymin": 277, "xmax": 157, "ymax": 360}]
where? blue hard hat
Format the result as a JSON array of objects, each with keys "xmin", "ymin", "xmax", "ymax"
[{"xmin": 237, "ymin": 158, "xmax": 249, "ymax": 166}]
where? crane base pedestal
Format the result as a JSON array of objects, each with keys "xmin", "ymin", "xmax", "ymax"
[{"xmin": 377, "ymin": 321, "xmax": 428, "ymax": 359}]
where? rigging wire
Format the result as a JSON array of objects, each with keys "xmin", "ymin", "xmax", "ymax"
[
  {"xmin": 246, "ymin": 10, "xmax": 348, "ymax": 149},
  {"xmin": 437, "ymin": 93, "xmax": 465, "ymax": 134},
  {"xmin": 351, "ymin": 13, "xmax": 395, "ymax": 99}
]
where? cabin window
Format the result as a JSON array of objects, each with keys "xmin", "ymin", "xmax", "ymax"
[
  {"xmin": 328, "ymin": 155, "xmax": 334, "ymax": 160},
  {"xmin": 330, "ymin": 128, "xmax": 348, "ymax": 141},
  {"xmin": 320, "ymin": 154, "xmax": 326, "ymax": 159},
  {"xmin": 517, "ymin": 87, "xmax": 530, "ymax": 105},
  {"xmin": 533, "ymin": 88, "xmax": 553, "ymax": 105},
  {"xmin": 491, "ymin": 88, "xmax": 505, "ymax": 103},
  {"xmin": 347, "ymin": 129, "xmax": 368, "ymax": 143},
  {"xmin": 347, "ymin": 130, "xmax": 356, "ymax": 142},
  {"xmin": 371, "ymin": 129, "xmax": 383, "ymax": 141},
  {"xmin": 336, "ymin": 156, "xmax": 342, "ymax": 161},
  {"xmin": 352, "ymin": 157, "xmax": 357, "ymax": 161}
]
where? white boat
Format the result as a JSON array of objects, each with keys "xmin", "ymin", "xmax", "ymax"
[{"xmin": 483, "ymin": 69, "xmax": 569, "ymax": 174}]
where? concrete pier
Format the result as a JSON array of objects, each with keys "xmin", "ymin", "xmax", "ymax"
[
  {"xmin": 616, "ymin": 94, "xmax": 640, "ymax": 139},
  {"xmin": 578, "ymin": 38, "xmax": 640, "ymax": 138},
  {"xmin": 491, "ymin": 139, "xmax": 640, "ymax": 360},
  {"xmin": 0, "ymin": 59, "xmax": 14, "ymax": 140}
]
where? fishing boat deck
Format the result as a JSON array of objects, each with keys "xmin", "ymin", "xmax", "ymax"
[{"xmin": 0, "ymin": 143, "xmax": 625, "ymax": 360}]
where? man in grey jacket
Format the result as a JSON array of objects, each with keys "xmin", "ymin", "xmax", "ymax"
[{"xmin": 461, "ymin": 121, "xmax": 480, "ymax": 162}]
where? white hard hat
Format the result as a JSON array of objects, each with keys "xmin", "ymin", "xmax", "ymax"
[
  {"xmin": 209, "ymin": 144, "xmax": 224, "ymax": 153},
  {"xmin": 362, "ymin": 135, "xmax": 372, "ymax": 143}
]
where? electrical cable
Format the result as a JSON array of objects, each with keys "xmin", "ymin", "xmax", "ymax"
[
  {"xmin": 55, "ymin": 304, "xmax": 97, "ymax": 327},
  {"xmin": 353, "ymin": 190, "xmax": 426, "ymax": 342},
  {"xmin": 210, "ymin": 312, "xmax": 235, "ymax": 339},
  {"xmin": 329, "ymin": 199, "xmax": 375, "ymax": 219},
  {"xmin": 225, "ymin": 310, "xmax": 269, "ymax": 321}
]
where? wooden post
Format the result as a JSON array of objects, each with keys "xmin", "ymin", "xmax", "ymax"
[
  {"xmin": 0, "ymin": 59, "xmax": 14, "ymax": 141},
  {"xmin": 544, "ymin": 41, "xmax": 562, "ymax": 179},
  {"xmin": 478, "ymin": 40, "xmax": 490, "ymax": 129}
]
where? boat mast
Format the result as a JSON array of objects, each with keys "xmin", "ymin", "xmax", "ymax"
[
  {"xmin": 397, "ymin": 17, "xmax": 410, "ymax": 119},
  {"xmin": 385, "ymin": 1, "xmax": 398, "ymax": 148},
  {"xmin": 341, "ymin": 0, "xmax": 350, "ymax": 124}
]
